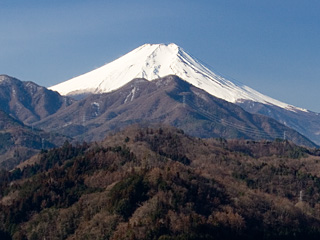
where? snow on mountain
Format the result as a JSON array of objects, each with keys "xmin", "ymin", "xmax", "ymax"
[{"xmin": 49, "ymin": 43, "xmax": 306, "ymax": 112}]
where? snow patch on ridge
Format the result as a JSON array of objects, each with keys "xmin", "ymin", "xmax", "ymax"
[{"xmin": 124, "ymin": 87, "xmax": 138, "ymax": 103}]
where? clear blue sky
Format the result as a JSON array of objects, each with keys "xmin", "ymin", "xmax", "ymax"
[{"xmin": 1, "ymin": 0, "xmax": 319, "ymax": 112}]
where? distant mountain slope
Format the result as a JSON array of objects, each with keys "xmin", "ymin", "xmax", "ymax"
[
  {"xmin": 49, "ymin": 43, "xmax": 303, "ymax": 112},
  {"xmin": 37, "ymin": 76, "xmax": 316, "ymax": 147},
  {"xmin": 238, "ymin": 100, "xmax": 320, "ymax": 146},
  {"xmin": 0, "ymin": 75, "xmax": 74, "ymax": 124},
  {"xmin": 0, "ymin": 110, "xmax": 69, "ymax": 170}
]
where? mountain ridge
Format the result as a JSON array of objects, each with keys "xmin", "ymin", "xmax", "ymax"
[
  {"xmin": 0, "ymin": 75, "xmax": 74, "ymax": 125},
  {"xmin": 38, "ymin": 75, "xmax": 317, "ymax": 147}
]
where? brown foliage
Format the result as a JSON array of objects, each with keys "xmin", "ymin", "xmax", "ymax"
[{"xmin": 1, "ymin": 125, "xmax": 320, "ymax": 239}]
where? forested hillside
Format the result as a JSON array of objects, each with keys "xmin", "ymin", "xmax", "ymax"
[
  {"xmin": 0, "ymin": 110, "xmax": 69, "ymax": 170},
  {"xmin": 1, "ymin": 125, "xmax": 320, "ymax": 239}
]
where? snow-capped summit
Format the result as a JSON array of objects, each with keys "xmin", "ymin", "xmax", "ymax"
[{"xmin": 49, "ymin": 43, "xmax": 305, "ymax": 112}]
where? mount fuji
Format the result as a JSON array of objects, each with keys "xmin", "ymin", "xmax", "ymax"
[
  {"xmin": 49, "ymin": 43, "xmax": 304, "ymax": 112},
  {"xmin": 49, "ymin": 43, "xmax": 320, "ymax": 145}
]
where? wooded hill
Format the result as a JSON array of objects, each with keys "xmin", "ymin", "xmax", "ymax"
[
  {"xmin": 0, "ymin": 110, "xmax": 69, "ymax": 170},
  {"xmin": 1, "ymin": 125, "xmax": 320, "ymax": 240}
]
